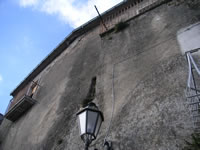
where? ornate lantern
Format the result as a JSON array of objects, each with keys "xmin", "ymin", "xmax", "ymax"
[{"xmin": 77, "ymin": 102, "xmax": 104, "ymax": 150}]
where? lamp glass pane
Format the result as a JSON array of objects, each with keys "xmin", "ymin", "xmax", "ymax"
[
  {"xmin": 79, "ymin": 111, "xmax": 86, "ymax": 135},
  {"xmin": 95, "ymin": 114, "xmax": 102, "ymax": 137},
  {"xmin": 87, "ymin": 110, "xmax": 98, "ymax": 134}
]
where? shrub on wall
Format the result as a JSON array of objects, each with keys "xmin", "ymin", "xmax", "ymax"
[
  {"xmin": 114, "ymin": 21, "xmax": 129, "ymax": 33},
  {"xmin": 183, "ymin": 133, "xmax": 200, "ymax": 150}
]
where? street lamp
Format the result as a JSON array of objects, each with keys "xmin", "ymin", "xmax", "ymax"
[{"xmin": 77, "ymin": 102, "xmax": 104, "ymax": 150}]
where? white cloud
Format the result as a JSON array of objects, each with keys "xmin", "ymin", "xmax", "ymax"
[
  {"xmin": 19, "ymin": 0, "xmax": 123, "ymax": 28},
  {"xmin": 20, "ymin": 0, "xmax": 39, "ymax": 7},
  {"xmin": 0, "ymin": 74, "xmax": 3, "ymax": 82}
]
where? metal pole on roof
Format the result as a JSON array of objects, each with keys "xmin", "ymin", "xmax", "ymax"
[{"xmin": 94, "ymin": 5, "xmax": 108, "ymax": 31}]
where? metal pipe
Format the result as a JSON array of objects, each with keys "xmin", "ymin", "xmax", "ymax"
[
  {"xmin": 189, "ymin": 53, "xmax": 200, "ymax": 75},
  {"xmin": 191, "ymin": 66, "xmax": 198, "ymax": 94},
  {"xmin": 84, "ymin": 139, "xmax": 89, "ymax": 150},
  {"xmin": 185, "ymin": 48, "xmax": 200, "ymax": 54},
  {"xmin": 186, "ymin": 53, "xmax": 192, "ymax": 88},
  {"xmin": 94, "ymin": 5, "xmax": 108, "ymax": 31},
  {"xmin": 187, "ymin": 94, "xmax": 200, "ymax": 99},
  {"xmin": 84, "ymin": 145, "xmax": 88, "ymax": 150},
  {"xmin": 104, "ymin": 141, "xmax": 112, "ymax": 150}
]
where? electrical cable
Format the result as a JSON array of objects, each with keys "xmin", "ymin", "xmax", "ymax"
[
  {"xmin": 102, "ymin": 32, "xmax": 176, "ymax": 144},
  {"xmin": 103, "ymin": 64, "xmax": 116, "ymax": 144}
]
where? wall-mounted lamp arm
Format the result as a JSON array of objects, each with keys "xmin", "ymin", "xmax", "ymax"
[{"xmin": 104, "ymin": 141, "xmax": 112, "ymax": 150}]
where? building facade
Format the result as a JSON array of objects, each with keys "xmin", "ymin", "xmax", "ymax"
[
  {"xmin": 1, "ymin": 0, "xmax": 200, "ymax": 149},
  {"xmin": 0, "ymin": 114, "xmax": 3, "ymax": 126}
]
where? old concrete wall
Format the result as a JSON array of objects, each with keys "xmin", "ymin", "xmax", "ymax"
[{"xmin": 1, "ymin": 3, "xmax": 200, "ymax": 150}]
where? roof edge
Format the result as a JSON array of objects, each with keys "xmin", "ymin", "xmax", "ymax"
[{"xmin": 10, "ymin": 0, "xmax": 128, "ymax": 96}]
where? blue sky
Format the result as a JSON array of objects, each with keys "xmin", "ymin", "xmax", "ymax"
[{"xmin": 0, "ymin": 0, "xmax": 122, "ymax": 114}]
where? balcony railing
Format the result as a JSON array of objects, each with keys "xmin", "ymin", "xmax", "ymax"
[
  {"xmin": 5, "ymin": 95, "xmax": 37, "ymax": 122},
  {"xmin": 5, "ymin": 81, "xmax": 39, "ymax": 122}
]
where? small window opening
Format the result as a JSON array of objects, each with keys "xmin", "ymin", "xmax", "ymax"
[
  {"xmin": 57, "ymin": 139, "xmax": 63, "ymax": 145},
  {"xmin": 82, "ymin": 77, "xmax": 97, "ymax": 107},
  {"xmin": 29, "ymin": 81, "xmax": 39, "ymax": 98}
]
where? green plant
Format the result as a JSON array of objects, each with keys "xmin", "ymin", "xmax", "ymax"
[
  {"xmin": 183, "ymin": 133, "xmax": 200, "ymax": 150},
  {"xmin": 114, "ymin": 21, "xmax": 128, "ymax": 33}
]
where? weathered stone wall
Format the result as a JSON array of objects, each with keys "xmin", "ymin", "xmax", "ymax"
[{"xmin": 1, "ymin": 3, "xmax": 200, "ymax": 150}]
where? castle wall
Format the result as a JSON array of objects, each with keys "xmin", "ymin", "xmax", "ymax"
[{"xmin": 1, "ymin": 3, "xmax": 200, "ymax": 150}]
